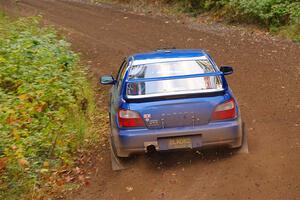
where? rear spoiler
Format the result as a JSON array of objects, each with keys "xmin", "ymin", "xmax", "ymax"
[
  {"xmin": 124, "ymin": 90, "xmax": 226, "ymax": 103},
  {"xmin": 126, "ymin": 72, "xmax": 223, "ymax": 83}
]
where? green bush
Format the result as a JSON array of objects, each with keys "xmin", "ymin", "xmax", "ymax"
[
  {"xmin": 161, "ymin": 0, "xmax": 300, "ymax": 28},
  {"xmin": 114, "ymin": 0, "xmax": 300, "ymax": 39},
  {"xmin": 228, "ymin": 0, "xmax": 300, "ymax": 27},
  {"xmin": 0, "ymin": 15, "xmax": 96, "ymax": 199}
]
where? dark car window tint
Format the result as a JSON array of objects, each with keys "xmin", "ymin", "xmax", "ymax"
[
  {"xmin": 116, "ymin": 60, "xmax": 127, "ymax": 81},
  {"xmin": 117, "ymin": 61, "xmax": 128, "ymax": 94}
]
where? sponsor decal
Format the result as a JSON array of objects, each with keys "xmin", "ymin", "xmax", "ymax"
[{"xmin": 143, "ymin": 114, "xmax": 151, "ymax": 122}]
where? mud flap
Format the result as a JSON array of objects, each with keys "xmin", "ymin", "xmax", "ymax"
[
  {"xmin": 237, "ymin": 122, "xmax": 249, "ymax": 154},
  {"xmin": 110, "ymin": 140, "xmax": 129, "ymax": 171}
]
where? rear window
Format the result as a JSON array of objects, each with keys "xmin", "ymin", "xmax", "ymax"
[
  {"xmin": 126, "ymin": 60, "xmax": 223, "ymax": 98},
  {"xmin": 128, "ymin": 60, "xmax": 215, "ymax": 79}
]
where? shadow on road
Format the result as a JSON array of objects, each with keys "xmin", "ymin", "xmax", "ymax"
[
  {"xmin": 112, "ymin": 124, "xmax": 248, "ymax": 171},
  {"xmin": 113, "ymin": 147, "xmax": 245, "ymax": 171}
]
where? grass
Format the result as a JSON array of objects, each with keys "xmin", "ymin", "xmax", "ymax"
[
  {"xmin": 272, "ymin": 24, "xmax": 300, "ymax": 42},
  {"xmin": 0, "ymin": 13, "xmax": 100, "ymax": 199}
]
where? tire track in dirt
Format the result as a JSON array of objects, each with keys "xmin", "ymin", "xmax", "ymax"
[{"xmin": 1, "ymin": 1, "xmax": 299, "ymax": 199}]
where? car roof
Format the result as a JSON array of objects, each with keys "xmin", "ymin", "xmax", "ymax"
[{"xmin": 130, "ymin": 49, "xmax": 209, "ymax": 65}]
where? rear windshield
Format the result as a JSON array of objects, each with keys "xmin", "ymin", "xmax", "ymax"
[{"xmin": 126, "ymin": 60, "xmax": 223, "ymax": 98}]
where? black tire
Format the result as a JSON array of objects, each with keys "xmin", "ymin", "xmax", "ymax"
[{"xmin": 231, "ymin": 122, "xmax": 248, "ymax": 153}]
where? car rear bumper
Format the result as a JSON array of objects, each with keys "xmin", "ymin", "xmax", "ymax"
[{"xmin": 111, "ymin": 117, "xmax": 243, "ymax": 157}]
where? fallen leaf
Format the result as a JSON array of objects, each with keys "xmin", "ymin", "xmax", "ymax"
[
  {"xmin": 56, "ymin": 178, "xmax": 64, "ymax": 186},
  {"xmin": 43, "ymin": 161, "xmax": 49, "ymax": 167},
  {"xmin": 74, "ymin": 166, "xmax": 81, "ymax": 174},
  {"xmin": 126, "ymin": 186, "xmax": 133, "ymax": 192},
  {"xmin": 78, "ymin": 175, "xmax": 85, "ymax": 182},
  {"xmin": 65, "ymin": 176, "xmax": 74, "ymax": 183},
  {"xmin": 0, "ymin": 157, "xmax": 8, "ymax": 171},
  {"xmin": 40, "ymin": 168, "xmax": 49, "ymax": 173},
  {"xmin": 18, "ymin": 94, "xmax": 28, "ymax": 100},
  {"xmin": 36, "ymin": 105, "xmax": 44, "ymax": 113},
  {"xmin": 18, "ymin": 158, "xmax": 29, "ymax": 168}
]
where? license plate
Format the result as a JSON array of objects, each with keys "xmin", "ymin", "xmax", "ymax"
[{"xmin": 168, "ymin": 137, "xmax": 192, "ymax": 149}]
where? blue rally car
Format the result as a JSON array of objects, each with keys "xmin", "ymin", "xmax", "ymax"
[{"xmin": 101, "ymin": 49, "xmax": 243, "ymax": 158}]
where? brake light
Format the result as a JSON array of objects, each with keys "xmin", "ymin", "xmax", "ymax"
[
  {"xmin": 212, "ymin": 98, "xmax": 236, "ymax": 121},
  {"xmin": 118, "ymin": 109, "xmax": 145, "ymax": 128}
]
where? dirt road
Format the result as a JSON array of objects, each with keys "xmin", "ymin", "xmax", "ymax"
[{"xmin": 1, "ymin": 0, "xmax": 300, "ymax": 199}]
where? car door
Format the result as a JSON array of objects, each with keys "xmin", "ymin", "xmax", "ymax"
[{"xmin": 110, "ymin": 59, "xmax": 128, "ymax": 126}]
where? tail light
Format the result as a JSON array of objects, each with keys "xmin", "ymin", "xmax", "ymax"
[
  {"xmin": 118, "ymin": 109, "xmax": 145, "ymax": 128},
  {"xmin": 212, "ymin": 98, "xmax": 236, "ymax": 121}
]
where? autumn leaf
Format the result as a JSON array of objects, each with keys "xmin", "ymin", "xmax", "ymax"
[
  {"xmin": 11, "ymin": 145, "xmax": 17, "ymax": 151},
  {"xmin": 43, "ymin": 161, "xmax": 49, "ymax": 167},
  {"xmin": 40, "ymin": 168, "xmax": 49, "ymax": 173},
  {"xmin": 0, "ymin": 157, "xmax": 8, "ymax": 171},
  {"xmin": 56, "ymin": 178, "xmax": 65, "ymax": 186},
  {"xmin": 18, "ymin": 94, "xmax": 29, "ymax": 101},
  {"xmin": 36, "ymin": 104, "xmax": 44, "ymax": 113},
  {"xmin": 35, "ymin": 102, "xmax": 47, "ymax": 113},
  {"xmin": 18, "ymin": 158, "xmax": 29, "ymax": 168},
  {"xmin": 12, "ymin": 128, "xmax": 20, "ymax": 141},
  {"xmin": 126, "ymin": 186, "xmax": 134, "ymax": 192},
  {"xmin": 6, "ymin": 115, "xmax": 17, "ymax": 125}
]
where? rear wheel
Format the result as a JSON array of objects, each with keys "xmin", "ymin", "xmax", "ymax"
[
  {"xmin": 110, "ymin": 136, "xmax": 131, "ymax": 170},
  {"xmin": 230, "ymin": 122, "xmax": 248, "ymax": 153}
]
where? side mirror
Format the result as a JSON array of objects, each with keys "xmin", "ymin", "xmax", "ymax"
[
  {"xmin": 100, "ymin": 75, "xmax": 115, "ymax": 85},
  {"xmin": 220, "ymin": 66, "xmax": 233, "ymax": 75}
]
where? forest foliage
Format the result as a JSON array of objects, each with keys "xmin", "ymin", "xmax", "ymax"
[{"xmin": 117, "ymin": 0, "xmax": 300, "ymax": 40}]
